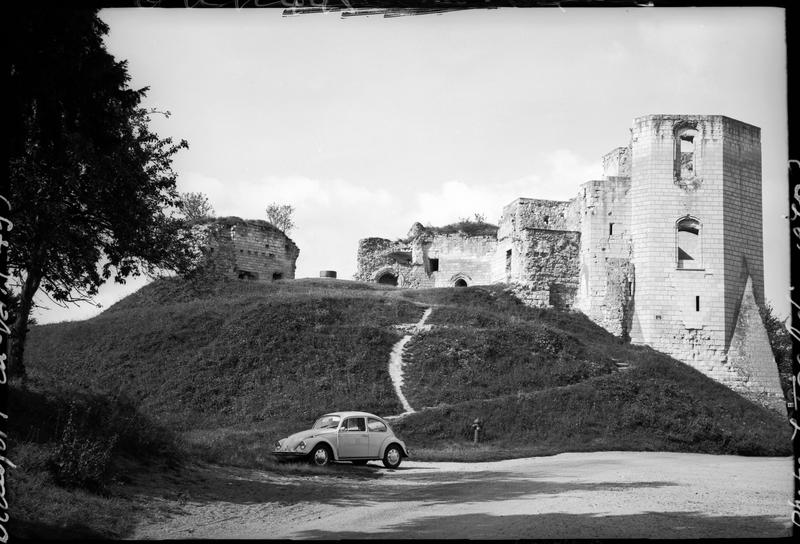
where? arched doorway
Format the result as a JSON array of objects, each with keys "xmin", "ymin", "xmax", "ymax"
[
  {"xmin": 377, "ymin": 272, "xmax": 398, "ymax": 286},
  {"xmin": 454, "ymin": 278, "xmax": 468, "ymax": 287}
]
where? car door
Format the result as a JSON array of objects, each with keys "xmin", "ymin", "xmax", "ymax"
[
  {"xmin": 337, "ymin": 417, "xmax": 369, "ymax": 458},
  {"xmin": 367, "ymin": 417, "xmax": 390, "ymax": 458}
]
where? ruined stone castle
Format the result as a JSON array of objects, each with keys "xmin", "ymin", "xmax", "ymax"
[
  {"xmin": 356, "ymin": 114, "xmax": 784, "ymax": 405},
  {"xmin": 199, "ymin": 217, "xmax": 299, "ymax": 281}
]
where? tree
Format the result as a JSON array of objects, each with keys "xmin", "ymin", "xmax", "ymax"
[
  {"xmin": 7, "ymin": 8, "xmax": 195, "ymax": 378},
  {"xmin": 266, "ymin": 203, "xmax": 295, "ymax": 234},
  {"xmin": 180, "ymin": 192, "xmax": 215, "ymax": 222},
  {"xmin": 759, "ymin": 303, "xmax": 793, "ymax": 399}
]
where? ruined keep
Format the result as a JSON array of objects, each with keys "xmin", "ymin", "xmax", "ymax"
[
  {"xmin": 356, "ymin": 114, "xmax": 784, "ymax": 406},
  {"xmin": 199, "ymin": 217, "xmax": 299, "ymax": 281}
]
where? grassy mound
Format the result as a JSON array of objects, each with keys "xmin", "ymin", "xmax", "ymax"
[
  {"xmin": 27, "ymin": 278, "xmax": 423, "ymax": 435},
  {"xmin": 394, "ymin": 344, "xmax": 788, "ymax": 460},
  {"xmin": 23, "ymin": 278, "xmax": 791, "ymax": 468}
]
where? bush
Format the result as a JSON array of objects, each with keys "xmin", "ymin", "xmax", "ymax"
[
  {"xmin": 47, "ymin": 402, "xmax": 118, "ymax": 491},
  {"xmin": 759, "ymin": 303, "xmax": 793, "ymax": 399}
]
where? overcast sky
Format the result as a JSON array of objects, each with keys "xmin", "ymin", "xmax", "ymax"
[{"xmin": 33, "ymin": 6, "xmax": 790, "ymax": 324}]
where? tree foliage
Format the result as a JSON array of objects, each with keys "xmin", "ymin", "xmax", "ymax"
[
  {"xmin": 759, "ymin": 303, "xmax": 793, "ymax": 398},
  {"xmin": 266, "ymin": 203, "xmax": 295, "ymax": 234},
  {"xmin": 180, "ymin": 192, "xmax": 215, "ymax": 222},
  {"xmin": 8, "ymin": 8, "xmax": 194, "ymax": 377}
]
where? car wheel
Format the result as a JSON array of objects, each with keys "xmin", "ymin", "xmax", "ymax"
[
  {"xmin": 382, "ymin": 444, "xmax": 402, "ymax": 469},
  {"xmin": 309, "ymin": 444, "xmax": 332, "ymax": 467},
  {"xmin": 351, "ymin": 460, "xmax": 368, "ymax": 466}
]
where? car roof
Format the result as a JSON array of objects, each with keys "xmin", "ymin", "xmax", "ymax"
[{"xmin": 320, "ymin": 411, "xmax": 383, "ymax": 420}]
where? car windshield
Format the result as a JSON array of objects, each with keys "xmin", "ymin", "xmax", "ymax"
[{"xmin": 312, "ymin": 415, "xmax": 341, "ymax": 430}]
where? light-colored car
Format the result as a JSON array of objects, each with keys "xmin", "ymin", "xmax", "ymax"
[{"xmin": 273, "ymin": 411, "xmax": 410, "ymax": 468}]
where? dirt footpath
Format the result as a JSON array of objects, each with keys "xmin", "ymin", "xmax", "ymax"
[{"xmin": 131, "ymin": 451, "xmax": 793, "ymax": 539}]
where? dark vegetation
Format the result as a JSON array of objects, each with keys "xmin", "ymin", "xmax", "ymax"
[
  {"xmin": 26, "ymin": 278, "xmax": 420, "ymax": 432},
  {"xmin": 759, "ymin": 303, "xmax": 793, "ymax": 399},
  {"xmin": 15, "ymin": 277, "xmax": 792, "ymax": 537},
  {"xmin": 429, "ymin": 221, "xmax": 499, "ymax": 237},
  {"xmin": 7, "ymin": 382, "xmax": 179, "ymax": 539},
  {"xmin": 8, "ymin": 7, "xmax": 193, "ymax": 378}
]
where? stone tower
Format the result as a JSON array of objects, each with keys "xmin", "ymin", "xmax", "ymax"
[{"xmin": 628, "ymin": 115, "xmax": 781, "ymax": 401}]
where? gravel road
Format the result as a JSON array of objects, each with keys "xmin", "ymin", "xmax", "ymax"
[{"xmin": 132, "ymin": 451, "xmax": 793, "ymax": 539}]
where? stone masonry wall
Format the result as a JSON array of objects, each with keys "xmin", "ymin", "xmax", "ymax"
[
  {"xmin": 573, "ymin": 176, "xmax": 633, "ymax": 336},
  {"xmin": 628, "ymin": 116, "xmax": 729, "ymax": 380},
  {"xmin": 423, "ymin": 234, "xmax": 497, "ymax": 287},
  {"xmin": 495, "ymin": 198, "xmax": 581, "ymax": 288},
  {"xmin": 354, "ymin": 237, "xmax": 407, "ymax": 283},
  {"xmin": 517, "ymin": 229, "xmax": 581, "ymax": 309},
  {"xmin": 726, "ymin": 277, "xmax": 785, "ymax": 410},
  {"xmin": 602, "ymin": 146, "xmax": 631, "ymax": 178},
  {"xmin": 206, "ymin": 218, "xmax": 299, "ymax": 281},
  {"xmin": 355, "ymin": 228, "xmax": 496, "ymax": 288},
  {"xmin": 722, "ymin": 117, "xmax": 765, "ymax": 347}
]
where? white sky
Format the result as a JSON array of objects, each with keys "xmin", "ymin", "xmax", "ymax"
[{"xmin": 33, "ymin": 6, "xmax": 790, "ymax": 324}]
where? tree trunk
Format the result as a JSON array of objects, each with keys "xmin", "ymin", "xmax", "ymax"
[{"xmin": 8, "ymin": 271, "xmax": 41, "ymax": 379}]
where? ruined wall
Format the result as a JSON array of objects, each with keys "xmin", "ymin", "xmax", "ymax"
[
  {"xmin": 205, "ymin": 217, "xmax": 299, "ymax": 281},
  {"xmin": 354, "ymin": 237, "xmax": 409, "ymax": 284},
  {"xmin": 423, "ymin": 234, "xmax": 497, "ymax": 287},
  {"xmin": 495, "ymin": 199, "xmax": 581, "ymax": 308},
  {"xmin": 573, "ymin": 176, "xmax": 633, "ymax": 337},
  {"xmin": 355, "ymin": 226, "xmax": 496, "ymax": 288},
  {"xmin": 602, "ymin": 146, "xmax": 631, "ymax": 178},
  {"xmin": 352, "ymin": 113, "xmax": 782, "ymax": 404},
  {"xmin": 726, "ymin": 278, "xmax": 785, "ymax": 410},
  {"xmin": 514, "ymin": 230, "xmax": 581, "ymax": 309}
]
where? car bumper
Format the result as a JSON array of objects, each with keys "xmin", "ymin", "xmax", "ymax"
[{"xmin": 271, "ymin": 451, "xmax": 308, "ymax": 460}]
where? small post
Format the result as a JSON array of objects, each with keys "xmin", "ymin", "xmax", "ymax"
[{"xmin": 472, "ymin": 418, "xmax": 482, "ymax": 444}]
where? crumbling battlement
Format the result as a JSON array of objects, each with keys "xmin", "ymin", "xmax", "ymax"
[
  {"xmin": 200, "ymin": 217, "xmax": 299, "ymax": 281},
  {"xmin": 355, "ymin": 114, "xmax": 783, "ymax": 408}
]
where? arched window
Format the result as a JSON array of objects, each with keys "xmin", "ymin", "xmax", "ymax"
[
  {"xmin": 676, "ymin": 217, "xmax": 701, "ymax": 269},
  {"xmin": 454, "ymin": 279, "xmax": 468, "ymax": 287}
]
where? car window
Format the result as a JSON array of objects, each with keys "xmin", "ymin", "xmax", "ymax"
[
  {"xmin": 367, "ymin": 418, "xmax": 387, "ymax": 433},
  {"xmin": 342, "ymin": 417, "xmax": 366, "ymax": 432},
  {"xmin": 312, "ymin": 415, "xmax": 340, "ymax": 430}
]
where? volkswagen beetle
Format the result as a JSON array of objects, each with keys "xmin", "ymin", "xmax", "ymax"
[{"xmin": 272, "ymin": 411, "xmax": 410, "ymax": 468}]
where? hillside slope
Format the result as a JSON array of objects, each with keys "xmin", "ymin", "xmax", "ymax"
[{"xmin": 24, "ymin": 277, "xmax": 791, "ymax": 463}]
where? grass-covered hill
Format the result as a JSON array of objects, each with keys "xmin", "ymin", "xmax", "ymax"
[
  {"xmin": 12, "ymin": 276, "xmax": 791, "ymax": 537},
  {"xmin": 21, "ymin": 276, "xmax": 791, "ymax": 466}
]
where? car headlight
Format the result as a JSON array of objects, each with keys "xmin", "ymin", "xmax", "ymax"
[
  {"xmin": 294, "ymin": 441, "xmax": 306, "ymax": 452},
  {"xmin": 275, "ymin": 441, "xmax": 283, "ymax": 451}
]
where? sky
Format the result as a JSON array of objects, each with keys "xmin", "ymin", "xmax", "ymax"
[{"xmin": 32, "ymin": 6, "xmax": 790, "ymax": 324}]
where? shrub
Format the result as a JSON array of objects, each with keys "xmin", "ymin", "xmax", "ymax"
[
  {"xmin": 47, "ymin": 402, "xmax": 118, "ymax": 491},
  {"xmin": 759, "ymin": 303, "xmax": 793, "ymax": 400}
]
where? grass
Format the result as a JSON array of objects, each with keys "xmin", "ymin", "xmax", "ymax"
[
  {"xmin": 16, "ymin": 276, "xmax": 792, "ymax": 536},
  {"xmin": 6, "ymin": 379, "xmax": 180, "ymax": 539},
  {"xmin": 27, "ymin": 277, "xmax": 423, "ymax": 436},
  {"xmin": 394, "ymin": 346, "xmax": 789, "ymax": 459},
  {"xmin": 25, "ymin": 278, "xmax": 791, "ymax": 459},
  {"xmin": 402, "ymin": 322, "xmax": 616, "ymax": 406}
]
